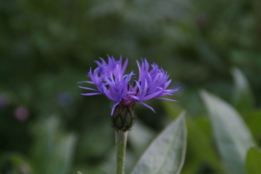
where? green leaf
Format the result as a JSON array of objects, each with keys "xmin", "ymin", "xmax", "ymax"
[
  {"xmin": 200, "ymin": 90, "xmax": 255, "ymax": 174},
  {"xmin": 130, "ymin": 112, "xmax": 187, "ymax": 174},
  {"xmin": 231, "ymin": 67, "xmax": 255, "ymax": 115},
  {"xmin": 245, "ymin": 147, "xmax": 261, "ymax": 174},
  {"xmin": 162, "ymin": 101, "xmax": 227, "ymax": 174}
]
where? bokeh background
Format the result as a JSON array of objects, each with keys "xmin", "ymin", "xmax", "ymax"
[{"xmin": 1, "ymin": 0, "xmax": 261, "ymax": 173}]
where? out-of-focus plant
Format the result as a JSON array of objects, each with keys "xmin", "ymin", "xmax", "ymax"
[
  {"xmin": 231, "ymin": 67, "xmax": 255, "ymax": 116},
  {"xmin": 201, "ymin": 90, "xmax": 255, "ymax": 174},
  {"xmin": 245, "ymin": 147, "xmax": 261, "ymax": 174},
  {"xmin": 163, "ymin": 67, "xmax": 260, "ymax": 174},
  {"xmin": 0, "ymin": 117, "xmax": 76, "ymax": 174}
]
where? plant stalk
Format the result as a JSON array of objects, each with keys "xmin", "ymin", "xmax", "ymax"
[{"xmin": 115, "ymin": 130, "xmax": 128, "ymax": 174}]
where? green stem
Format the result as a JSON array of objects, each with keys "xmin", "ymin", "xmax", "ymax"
[{"xmin": 115, "ymin": 130, "xmax": 128, "ymax": 174}]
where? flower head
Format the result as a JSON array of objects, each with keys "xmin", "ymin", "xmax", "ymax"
[{"xmin": 79, "ymin": 55, "xmax": 179, "ymax": 116}]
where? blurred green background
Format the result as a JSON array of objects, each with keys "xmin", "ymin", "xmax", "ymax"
[{"xmin": 1, "ymin": 0, "xmax": 261, "ymax": 173}]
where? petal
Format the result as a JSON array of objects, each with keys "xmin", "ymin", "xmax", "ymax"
[
  {"xmin": 141, "ymin": 79, "xmax": 148, "ymax": 98},
  {"xmin": 78, "ymin": 81, "xmax": 94, "ymax": 84},
  {"xmin": 164, "ymin": 79, "xmax": 172, "ymax": 89},
  {"xmin": 110, "ymin": 87, "xmax": 120, "ymax": 100},
  {"xmin": 111, "ymin": 101, "xmax": 120, "ymax": 116},
  {"xmin": 95, "ymin": 61, "xmax": 101, "ymax": 66},
  {"xmin": 130, "ymin": 95, "xmax": 139, "ymax": 100},
  {"xmin": 135, "ymin": 80, "xmax": 142, "ymax": 96},
  {"xmin": 100, "ymin": 57, "xmax": 107, "ymax": 65},
  {"xmin": 164, "ymin": 87, "xmax": 180, "ymax": 94},
  {"xmin": 144, "ymin": 59, "xmax": 149, "ymax": 72},
  {"xmin": 136, "ymin": 60, "xmax": 142, "ymax": 81},
  {"xmin": 156, "ymin": 98, "xmax": 178, "ymax": 102},
  {"xmin": 103, "ymin": 85, "xmax": 117, "ymax": 101},
  {"xmin": 120, "ymin": 58, "xmax": 128, "ymax": 77},
  {"xmin": 81, "ymin": 92, "xmax": 103, "ymax": 96},
  {"xmin": 139, "ymin": 102, "xmax": 156, "ymax": 113},
  {"xmin": 78, "ymin": 86, "xmax": 99, "ymax": 91},
  {"xmin": 141, "ymin": 89, "xmax": 163, "ymax": 101}
]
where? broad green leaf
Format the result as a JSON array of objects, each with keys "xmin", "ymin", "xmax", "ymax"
[
  {"xmin": 245, "ymin": 147, "xmax": 261, "ymax": 174},
  {"xmin": 200, "ymin": 90, "xmax": 255, "ymax": 174},
  {"xmin": 231, "ymin": 67, "xmax": 255, "ymax": 115},
  {"xmin": 131, "ymin": 112, "xmax": 187, "ymax": 174},
  {"xmin": 162, "ymin": 101, "xmax": 226, "ymax": 174}
]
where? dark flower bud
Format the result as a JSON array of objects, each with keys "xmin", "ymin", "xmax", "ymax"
[{"xmin": 111, "ymin": 102, "xmax": 136, "ymax": 131}]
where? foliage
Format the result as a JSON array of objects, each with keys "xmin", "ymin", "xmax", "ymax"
[
  {"xmin": 131, "ymin": 113, "xmax": 186, "ymax": 174},
  {"xmin": 1, "ymin": 0, "xmax": 261, "ymax": 173},
  {"xmin": 201, "ymin": 90, "xmax": 255, "ymax": 174},
  {"xmin": 245, "ymin": 147, "xmax": 261, "ymax": 174}
]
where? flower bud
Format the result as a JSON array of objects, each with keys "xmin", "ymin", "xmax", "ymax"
[{"xmin": 111, "ymin": 103, "xmax": 136, "ymax": 131}]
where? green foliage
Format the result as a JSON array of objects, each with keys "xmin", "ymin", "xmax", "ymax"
[
  {"xmin": 245, "ymin": 147, "xmax": 261, "ymax": 174},
  {"xmin": 163, "ymin": 101, "xmax": 227, "ymax": 174},
  {"xmin": 200, "ymin": 91, "xmax": 255, "ymax": 174},
  {"xmin": 4, "ymin": 154, "xmax": 32, "ymax": 174},
  {"xmin": 244, "ymin": 111, "xmax": 261, "ymax": 143},
  {"xmin": 231, "ymin": 67, "xmax": 255, "ymax": 115},
  {"xmin": 0, "ymin": 118, "xmax": 76, "ymax": 174},
  {"xmin": 131, "ymin": 112, "xmax": 187, "ymax": 174},
  {"xmin": 1, "ymin": 0, "xmax": 261, "ymax": 173},
  {"xmin": 30, "ymin": 117, "xmax": 76, "ymax": 174}
]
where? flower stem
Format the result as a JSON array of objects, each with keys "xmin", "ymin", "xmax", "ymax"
[{"xmin": 115, "ymin": 130, "xmax": 128, "ymax": 174}]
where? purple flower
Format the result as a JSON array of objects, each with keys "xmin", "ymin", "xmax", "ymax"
[{"xmin": 79, "ymin": 55, "xmax": 179, "ymax": 115}]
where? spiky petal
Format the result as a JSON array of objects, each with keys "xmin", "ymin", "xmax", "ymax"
[{"xmin": 79, "ymin": 55, "xmax": 179, "ymax": 116}]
